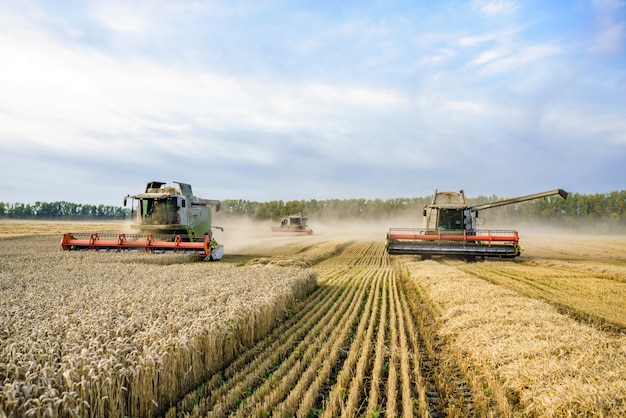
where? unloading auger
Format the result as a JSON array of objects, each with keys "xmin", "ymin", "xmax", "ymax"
[
  {"xmin": 386, "ymin": 188, "xmax": 568, "ymax": 260},
  {"xmin": 61, "ymin": 181, "xmax": 224, "ymax": 261}
]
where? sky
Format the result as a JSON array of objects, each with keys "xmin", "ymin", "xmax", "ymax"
[{"xmin": 1, "ymin": 0, "xmax": 625, "ymax": 206}]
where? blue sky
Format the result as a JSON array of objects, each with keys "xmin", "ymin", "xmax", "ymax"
[{"xmin": 1, "ymin": 0, "xmax": 625, "ymax": 206}]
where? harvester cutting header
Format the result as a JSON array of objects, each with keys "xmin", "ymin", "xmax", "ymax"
[
  {"xmin": 386, "ymin": 188, "xmax": 568, "ymax": 260},
  {"xmin": 61, "ymin": 181, "xmax": 224, "ymax": 261}
]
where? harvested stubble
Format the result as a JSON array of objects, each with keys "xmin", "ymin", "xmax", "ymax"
[
  {"xmin": 0, "ymin": 236, "xmax": 317, "ymax": 418},
  {"xmin": 401, "ymin": 258, "xmax": 626, "ymax": 417},
  {"xmin": 168, "ymin": 241, "xmax": 442, "ymax": 418}
]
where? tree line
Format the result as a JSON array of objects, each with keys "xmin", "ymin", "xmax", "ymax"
[
  {"xmin": 2, "ymin": 191, "xmax": 625, "ymax": 233},
  {"xmin": 0, "ymin": 201, "xmax": 128, "ymax": 220},
  {"xmin": 220, "ymin": 191, "xmax": 626, "ymax": 233}
]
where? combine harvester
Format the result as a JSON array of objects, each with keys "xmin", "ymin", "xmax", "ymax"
[
  {"xmin": 61, "ymin": 181, "xmax": 224, "ymax": 261},
  {"xmin": 271, "ymin": 213, "xmax": 313, "ymax": 234},
  {"xmin": 386, "ymin": 188, "xmax": 568, "ymax": 260}
]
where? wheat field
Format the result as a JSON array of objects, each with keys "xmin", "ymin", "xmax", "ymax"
[
  {"xmin": 0, "ymin": 224, "xmax": 317, "ymax": 417},
  {"xmin": 1, "ymin": 221, "xmax": 625, "ymax": 417}
]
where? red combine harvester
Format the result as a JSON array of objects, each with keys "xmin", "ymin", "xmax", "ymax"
[
  {"xmin": 61, "ymin": 181, "xmax": 224, "ymax": 261},
  {"xmin": 271, "ymin": 213, "xmax": 313, "ymax": 234},
  {"xmin": 386, "ymin": 188, "xmax": 568, "ymax": 260}
]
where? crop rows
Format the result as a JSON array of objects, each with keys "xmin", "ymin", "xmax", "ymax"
[
  {"xmin": 166, "ymin": 240, "xmax": 480, "ymax": 417},
  {"xmin": 2, "ymin": 229, "xmax": 625, "ymax": 417}
]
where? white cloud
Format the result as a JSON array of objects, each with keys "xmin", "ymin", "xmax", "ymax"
[
  {"xmin": 93, "ymin": 3, "xmax": 150, "ymax": 34},
  {"xmin": 299, "ymin": 84, "xmax": 408, "ymax": 108},
  {"xmin": 0, "ymin": 11, "xmax": 413, "ymax": 174},
  {"xmin": 411, "ymin": 49, "xmax": 456, "ymax": 69},
  {"xmin": 471, "ymin": 49, "xmax": 507, "ymax": 65},
  {"xmin": 543, "ymin": 105, "xmax": 626, "ymax": 147},
  {"xmin": 471, "ymin": 43, "xmax": 560, "ymax": 74},
  {"xmin": 0, "ymin": 0, "xmax": 624, "ymax": 203},
  {"xmin": 471, "ymin": 0, "xmax": 520, "ymax": 17}
]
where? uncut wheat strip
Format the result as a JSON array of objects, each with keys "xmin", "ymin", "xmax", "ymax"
[
  {"xmin": 523, "ymin": 235, "xmax": 626, "ymax": 264},
  {"xmin": 464, "ymin": 262, "xmax": 583, "ymax": 300},
  {"xmin": 195, "ymin": 272, "xmax": 352, "ymax": 417},
  {"xmin": 0, "ymin": 242, "xmax": 326, "ymax": 414},
  {"xmin": 270, "ymin": 260, "xmax": 376, "ymax": 417},
  {"xmin": 524, "ymin": 257, "xmax": 626, "ymax": 284},
  {"xmin": 213, "ymin": 267, "xmax": 362, "ymax": 417},
  {"xmin": 404, "ymin": 259, "xmax": 626, "ymax": 417},
  {"xmin": 1, "ymin": 251, "xmax": 312, "ymax": 418},
  {"xmin": 470, "ymin": 258, "xmax": 626, "ymax": 333},
  {"xmin": 320, "ymin": 264, "xmax": 384, "ymax": 417},
  {"xmin": 339, "ymin": 267, "xmax": 385, "ymax": 418},
  {"xmin": 464, "ymin": 261, "xmax": 626, "ymax": 331}
]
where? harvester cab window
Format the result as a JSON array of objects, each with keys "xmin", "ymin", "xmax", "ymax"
[
  {"xmin": 140, "ymin": 200, "xmax": 151, "ymax": 224},
  {"xmin": 152, "ymin": 201, "xmax": 167, "ymax": 224},
  {"xmin": 438, "ymin": 209, "xmax": 464, "ymax": 231},
  {"xmin": 165, "ymin": 198, "xmax": 181, "ymax": 224},
  {"xmin": 140, "ymin": 198, "xmax": 180, "ymax": 225}
]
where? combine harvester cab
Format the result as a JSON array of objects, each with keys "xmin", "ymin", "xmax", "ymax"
[
  {"xmin": 386, "ymin": 188, "xmax": 568, "ymax": 260},
  {"xmin": 61, "ymin": 181, "xmax": 224, "ymax": 261},
  {"xmin": 271, "ymin": 213, "xmax": 313, "ymax": 234}
]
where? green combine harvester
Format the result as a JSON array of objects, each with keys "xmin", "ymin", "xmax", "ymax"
[
  {"xmin": 386, "ymin": 188, "xmax": 568, "ymax": 260},
  {"xmin": 61, "ymin": 181, "xmax": 224, "ymax": 260}
]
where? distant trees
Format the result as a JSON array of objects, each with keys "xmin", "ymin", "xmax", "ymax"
[
  {"xmin": 465, "ymin": 191, "xmax": 626, "ymax": 233},
  {"xmin": 0, "ymin": 201, "xmax": 129, "ymax": 220},
  {"xmin": 2, "ymin": 191, "xmax": 625, "ymax": 233},
  {"xmin": 220, "ymin": 191, "xmax": 626, "ymax": 234}
]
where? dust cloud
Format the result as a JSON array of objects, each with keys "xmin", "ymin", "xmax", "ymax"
[
  {"xmin": 212, "ymin": 215, "xmax": 419, "ymax": 255},
  {"xmin": 210, "ymin": 213, "xmax": 624, "ymax": 258}
]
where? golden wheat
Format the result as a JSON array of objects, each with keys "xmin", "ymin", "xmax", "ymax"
[
  {"xmin": 0, "ymin": 235, "xmax": 316, "ymax": 417},
  {"xmin": 3, "ymin": 224, "xmax": 625, "ymax": 417},
  {"xmin": 401, "ymin": 257, "xmax": 626, "ymax": 417}
]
